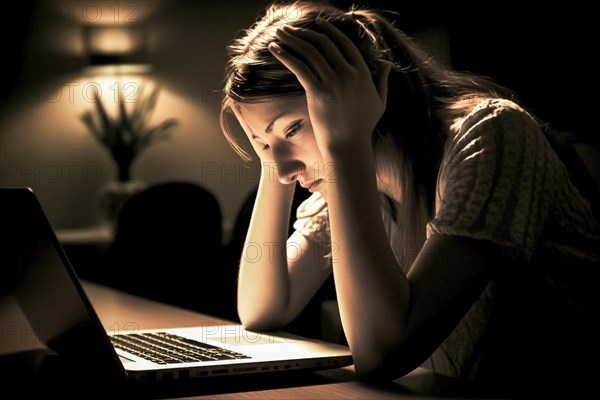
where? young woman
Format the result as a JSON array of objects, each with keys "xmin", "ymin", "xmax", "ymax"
[{"xmin": 219, "ymin": 1, "xmax": 600, "ymax": 396}]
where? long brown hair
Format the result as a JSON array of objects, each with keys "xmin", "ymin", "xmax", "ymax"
[{"xmin": 220, "ymin": 0, "xmax": 516, "ymax": 269}]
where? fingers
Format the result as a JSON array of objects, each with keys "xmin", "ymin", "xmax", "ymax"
[
  {"xmin": 274, "ymin": 27, "xmax": 335, "ymax": 83},
  {"xmin": 268, "ymin": 41, "xmax": 319, "ymax": 90},
  {"xmin": 376, "ymin": 62, "xmax": 392, "ymax": 107},
  {"xmin": 278, "ymin": 25, "xmax": 349, "ymax": 74},
  {"xmin": 313, "ymin": 19, "xmax": 368, "ymax": 69},
  {"xmin": 268, "ymin": 19, "xmax": 370, "ymax": 90},
  {"xmin": 231, "ymin": 104, "xmax": 265, "ymax": 154}
]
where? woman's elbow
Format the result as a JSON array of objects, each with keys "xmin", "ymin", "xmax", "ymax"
[
  {"xmin": 239, "ymin": 317, "xmax": 283, "ymax": 332},
  {"xmin": 238, "ymin": 309, "xmax": 275, "ymax": 331},
  {"xmin": 351, "ymin": 344, "xmax": 420, "ymax": 382},
  {"xmin": 237, "ymin": 304, "xmax": 289, "ymax": 332}
]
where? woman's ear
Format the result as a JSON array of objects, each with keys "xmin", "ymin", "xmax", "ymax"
[{"xmin": 375, "ymin": 62, "xmax": 392, "ymax": 109}]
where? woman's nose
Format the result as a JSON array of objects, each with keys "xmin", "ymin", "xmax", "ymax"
[
  {"xmin": 276, "ymin": 161, "xmax": 304, "ymax": 184},
  {"xmin": 271, "ymin": 142, "xmax": 303, "ymax": 184}
]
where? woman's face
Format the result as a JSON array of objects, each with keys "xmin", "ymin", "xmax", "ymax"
[{"xmin": 234, "ymin": 96, "xmax": 330, "ymax": 198}]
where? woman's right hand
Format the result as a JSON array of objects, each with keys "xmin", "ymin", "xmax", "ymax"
[
  {"xmin": 269, "ymin": 20, "xmax": 390, "ymax": 159},
  {"xmin": 231, "ymin": 103, "xmax": 296, "ymax": 188}
]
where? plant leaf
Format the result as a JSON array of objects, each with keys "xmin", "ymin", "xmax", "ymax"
[
  {"xmin": 117, "ymin": 85, "xmax": 131, "ymax": 133},
  {"xmin": 80, "ymin": 82, "xmax": 178, "ymax": 167},
  {"xmin": 92, "ymin": 92, "xmax": 113, "ymax": 142},
  {"xmin": 80, "ymin": 111, "xmax": 108, "ymax": 146},
  {"xmin": 135, "ymin": 118, "xmax": 178, "ymax": 152}
]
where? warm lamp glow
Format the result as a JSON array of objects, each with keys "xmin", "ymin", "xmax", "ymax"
[
  {"xmin": 88, "ymin": 27, "xmax": 142, "ymax": 54},
  {"xmin": 82, "ymin": 24, "xmax": 151, "ymax": 74}
]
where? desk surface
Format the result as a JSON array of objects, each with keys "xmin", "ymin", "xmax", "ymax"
[
  {"xmin": 82, "ymin": 282, "xmax": 488, "ymax": 399},
  {"xmin": 0, "ymin": 282, "xmax": 491, "ymax": 399}
]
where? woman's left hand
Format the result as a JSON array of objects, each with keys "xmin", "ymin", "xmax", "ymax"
[{"xmin": 269, "ymin": 19, "xmax": 391, "ymax": 158}]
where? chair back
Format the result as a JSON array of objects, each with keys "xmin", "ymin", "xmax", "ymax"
[{"xmin": 105, "ymin": 182, "xmax": 236, "ymax": 319}]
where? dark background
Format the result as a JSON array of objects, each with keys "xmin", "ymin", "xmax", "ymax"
[
  {"xmin": 330, "ymin": 1, "xmax": 600, "ymax": 214},
  {"xmin": 5, "ymin": 1, "xmax": 595, "ymax": 141},
  {"xmin": 333, "ymin": 1, "xmax": 595, "ymax": 140}
]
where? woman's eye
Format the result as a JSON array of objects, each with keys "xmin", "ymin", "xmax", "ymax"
[
  {"xmin": 253, "ymin": 138, "xmax": 269, "ymax": 151},
  {"xmin": 284, "ymin": 120, "xmax": 303, "ymax": 139}
]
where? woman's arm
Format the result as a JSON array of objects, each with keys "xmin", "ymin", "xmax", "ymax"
[
  {"xmin": 325, "ymin": 145, "xmax": 489, "ymax": 378},
  {"xmin": 236, "ymin": 170, "xmax": 294, "ymax": 329},
  {"xmin": 233, "ymin": 120, "xmax": 333, "ymax": 332},
  {"xmin": 269, "ymin": 21, "xmax": 491, "ymax": 379}
]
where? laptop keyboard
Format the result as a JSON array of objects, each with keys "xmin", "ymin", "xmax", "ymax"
[{"xmin": 110, "ymin": 332, "xmax": 251, "ymax": 365}]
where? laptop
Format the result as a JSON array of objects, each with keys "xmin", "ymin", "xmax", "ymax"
[{"xmin": 1, "ymin": 187, "xmax": 352, "ymax": 384}]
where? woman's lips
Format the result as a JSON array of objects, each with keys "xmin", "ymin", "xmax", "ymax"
[{"xmin": 308, "ymin": 179, "xmax": 323, "ymax": 192}]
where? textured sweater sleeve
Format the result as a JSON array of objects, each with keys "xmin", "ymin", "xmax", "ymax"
[
  {"xmin": 427, "ymin": 99, "xmax": 556, "ymax": 258},
  {"xmin": 292, "ymin": 192, "xmax": 330, "ymax": 246}
]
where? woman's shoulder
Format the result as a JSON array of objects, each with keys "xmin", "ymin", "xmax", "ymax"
[
  {"xmin": 457, "ymin": 97, "xmax": 539, "ymax": 135},
  {"xmin": 447, "ymin": 97, "xmax": 544, "ymax": 157},
  {"xmin": 470, "ymin": 97, "xmax": 526, "ymax": 114}
]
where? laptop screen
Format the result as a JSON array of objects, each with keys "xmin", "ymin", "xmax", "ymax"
[{"xmin": 2, "ymin": 188, "xmax": 126, "ymax": 380}]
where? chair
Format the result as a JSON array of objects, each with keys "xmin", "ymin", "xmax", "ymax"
[{"xmin": 103, "ymin": 181, "xmax": 237, "ymax": 320}]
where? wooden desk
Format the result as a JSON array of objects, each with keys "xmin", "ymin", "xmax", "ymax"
[{"xmin": 77, "ymin": 282, "xmax": 487, "ymax": 399}]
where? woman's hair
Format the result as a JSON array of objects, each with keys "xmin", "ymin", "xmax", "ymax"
[{"xmin": 220, "ymin": 0, "xmax": 516, "ymax": 269}]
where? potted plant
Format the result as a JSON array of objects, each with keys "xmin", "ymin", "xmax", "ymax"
[
  {"xmin": 80, "ymin": 83, "xmax": 178, "ymax": 182},
  {"xmin": 80, "ymin": 83, "xmax": 179, "ymax": 222}
]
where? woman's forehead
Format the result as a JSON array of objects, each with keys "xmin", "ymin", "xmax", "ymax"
[
  {"xmin": 235, "ymin": 96, "xmax": 306, "ymax": 114},
  {"xmin": 235, "ymin": 97, "xmax": 307, "ymax": 125}
]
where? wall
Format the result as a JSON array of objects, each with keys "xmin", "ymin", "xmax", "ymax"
[
  {"xmin": 2, "ymin": 1, "xmax": 593, "ymax": 237},
  {"xmin": 0, "ymin": 0, "xmax": 271, "ymax": 236}
]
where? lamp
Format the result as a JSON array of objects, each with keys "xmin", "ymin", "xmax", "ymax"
[
  {"xmin": 79, "ymin": 24, "xmax": 173, "ymax": 224},
  {"xmin": 82, "ymin": 24, "xmax": 152, "ymax": 75}
]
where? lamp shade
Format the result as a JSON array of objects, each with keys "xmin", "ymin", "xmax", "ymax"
[{"xmin": 82, "ymin": 24, "xmax": 151, "ymax": 74}]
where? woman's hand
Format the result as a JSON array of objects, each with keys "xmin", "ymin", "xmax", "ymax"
[{"xmin": 269, "ymin": 20, "xmax": 391, "ymax": 158}]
